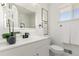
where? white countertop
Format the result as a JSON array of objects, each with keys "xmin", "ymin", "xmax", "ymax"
[{"xmin": 0, "ymin": 36, "xmax": 49, "ymax": 52}]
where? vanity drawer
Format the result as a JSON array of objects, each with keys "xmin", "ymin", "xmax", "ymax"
[{"xmin": 30, "ymin": 38, "xmax": 50, "ymax": 49}]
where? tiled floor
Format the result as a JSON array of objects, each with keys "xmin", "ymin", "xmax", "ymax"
[
  {"xmin": 63, "ymin": 43, "xmax": 79, "ymax": 56},
  {"xmin": 49, "ymin": 43, "xmax": 79, "ymax": 56}
]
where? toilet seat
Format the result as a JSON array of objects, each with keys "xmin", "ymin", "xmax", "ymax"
[
  {"xmin": 50, "ymin": 45, "xmax": 64, "ymax": 56},
  {"xmin": 50, "ymin": 45, "xmax": 64, "ymax": 51}
]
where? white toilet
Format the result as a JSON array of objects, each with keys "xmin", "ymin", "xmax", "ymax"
[
  {"xmin": 49, "ymin": 37, "xmax": 65, "ymax": 56},
  {"xmin": 50, "ymin": 45, "xmax": 64, "ymax": 56}
]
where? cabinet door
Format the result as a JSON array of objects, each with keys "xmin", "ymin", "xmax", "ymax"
[
  {"xmin": 70, "ymin": 20, "xmax": 79, "ymax": 45},
  {"xmin": 33, "ymin": 39, "xmax": 49, "ymax": 56},
  {"xmin": 0, "ymin": 44, "xmax": 36, "ymax": 56},
  {"xmin": 0, "ymin": 39, "xmax": 49, "ymax": 56},
  {"xmin": 34, "ymin": 46, "xmax": 49, "ymax": 56},
  {"xmin": 57, "ymin": 22, "xmax": 70, "ymax": 43}
]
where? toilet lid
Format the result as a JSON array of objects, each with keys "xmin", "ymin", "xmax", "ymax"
[{"xmin": 51, "ymin": 45, "xmax": 64, "ymax": 51}]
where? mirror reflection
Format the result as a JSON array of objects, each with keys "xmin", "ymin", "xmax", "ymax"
[
  {"xmin": 2, "ymin": 3, "xmax": 36, "ymax": 28},
  {"xmin": 14, "ymin": 4, "xmax": 36, "ymax": 28}
]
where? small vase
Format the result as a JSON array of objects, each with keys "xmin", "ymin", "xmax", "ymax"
[{"xmin": 7, "ymin": 36, "xmax": 16, "ymax": 45}]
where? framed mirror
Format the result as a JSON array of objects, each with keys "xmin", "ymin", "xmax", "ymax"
[
  {"xmin": 3, "ymin": 3, "xmax": 36, "ymax": 29},
  {"xmin": 14, "ymin": 4, "xmax": 36, "ymax": 28}
]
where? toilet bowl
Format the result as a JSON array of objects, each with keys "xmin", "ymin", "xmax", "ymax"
[{"xmin": 50, "ymin": 45, "xmax": 64, "ymax": 56}]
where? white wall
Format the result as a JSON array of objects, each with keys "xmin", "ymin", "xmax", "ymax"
[
  {"xmin": 0, "ymin": 4, "xmax": 4, "ymax": 39},
  {"xmin": 35, "ymin": 3, "xmax": 49, "ymax": 35},
  {"xmin": 0, "ymin": 4, "xmax": 9, "ymax": 42},
  {"xmin": 48, "ymin": 4, "xmax": 60, "ymax": 42},
  {"xmin": 48, "ymin": 3, "xmax": 73, "ymax": 43},
  {"xmin": 48, "ymin": 3, "xmax": 79, "ymax": 45}
]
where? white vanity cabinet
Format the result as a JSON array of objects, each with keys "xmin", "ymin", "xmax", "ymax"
[
  {"xmin": 0, "ymin": 37, "xmax": 49, "ymax": 56},
  {"xmin": 34, "ymin": 45, "xmax": 49, "ymax": 56}
]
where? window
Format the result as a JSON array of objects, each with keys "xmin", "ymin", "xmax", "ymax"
[
  {"xmin": 59, "ymin": 5, "xmax": 72, "ymax": 22},
  {"xmin": 60, "ymin": 11, "xmax": 72, "ymax": 21},
  {"xmin": 73, "ymin": 4, "xmax": 79, "ymax": 19}
]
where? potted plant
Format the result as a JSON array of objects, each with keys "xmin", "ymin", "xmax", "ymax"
[
  {"xmin": 2, "ymin": 33, "xmax": 11, "ymax": 39},
  {"xmin": 2, "ymin": 32, "xmax": 16, "ymax": 45},
  {"xmin": 2, "ymin": 19, "xmax": 16, "ymax": 45}
]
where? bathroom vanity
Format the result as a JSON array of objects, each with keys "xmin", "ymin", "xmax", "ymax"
[
  {"xmin": 0, "ymin": 36, "xmax": 50, "ymax": 56},
  {"xmin": 0, "ymin": 3, "xmax": 49, "ymax": 56}
]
